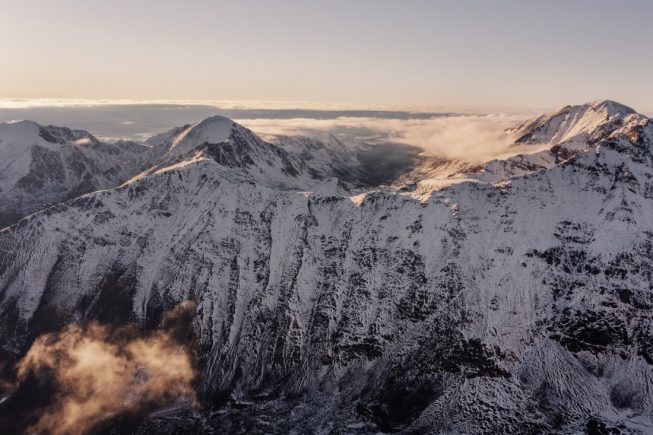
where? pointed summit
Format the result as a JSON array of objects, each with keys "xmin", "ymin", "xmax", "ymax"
[
  {"xmin": 510, "ymin": 100, "xmax": 644, "ymax": 146},
  {"xmin": 588, "ymin": 99, "xmax": 636, "ymax": 117},
  {"xmin": 165, "ymin": 115, "xmax": 235, "ymax": 159}
]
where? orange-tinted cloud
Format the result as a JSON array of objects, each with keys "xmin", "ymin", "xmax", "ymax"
[{"xmin": 14, "ymin": 302, "xmax": 198, "ymax": 435}]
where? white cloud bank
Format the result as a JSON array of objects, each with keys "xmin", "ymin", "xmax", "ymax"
[{"xmin": 239, "ymin": 113, "xmax": 528, "ymax": 164}]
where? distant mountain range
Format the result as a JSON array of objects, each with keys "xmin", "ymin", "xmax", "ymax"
[{"xmin": 1, "ymin": 100, "xmax": 652, "ymax": 434}]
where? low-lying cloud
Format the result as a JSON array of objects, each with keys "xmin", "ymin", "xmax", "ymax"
[
  {"xmin": 239, "ymin": 114, "xmax": 527, "ymax": 164},
  {"xmin": 0, "ymin": 101, "xmax": 532, "ymax": 164},
  {"xmin": 9, "ymin": 301, "xmax": 198, "ymax": 435}
]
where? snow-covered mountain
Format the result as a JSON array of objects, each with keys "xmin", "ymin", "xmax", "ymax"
[
  {"xmin": 131, "ymin": 115, "xmax": 422, "ymax": 193},
  {"xmin": 1, "ymin": 101, "xmax": 653, "ymax": 434},
  {"xmin": 474, "ymin": 99, "xmax": 646, "ymax": 183},
  {"xmin": 0, "ymin": 120, "xmax": 156, "ymax": 228},
  {"xmin": 141, "ymin": 115, "xmax": 305, "ymax": 188},
  {"xmin": 509, "ymin": 99, "xmax": 637, "ymax": 146},
  {"xmin": 402, "ymin": 100, "xmax": 650, "ymax": 194},
  {"xmin": 0, "ymin": 116, "xmax": 421, "ymax": 230}
]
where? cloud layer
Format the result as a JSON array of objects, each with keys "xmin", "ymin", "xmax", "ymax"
[
  {"xmin": 13, "ymin": 302, "xmax": 198, "ymax": 435},
  {"xmin": 239, "ymin": 114, "xmax": 527, "ymax": 164}
]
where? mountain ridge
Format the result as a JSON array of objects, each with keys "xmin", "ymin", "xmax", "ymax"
[
  {"xmin": 1, "ymin": 100, "xmax": 652, "ymax": 433},
  {"xmin": 0, "ymin": 120, "xmax": 157, "ymax": 228},
  {"xmin": 399, "ymin": 100, "xmax": 651, "ymax": 193}
]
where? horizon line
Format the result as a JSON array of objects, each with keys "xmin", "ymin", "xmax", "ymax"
[{"xmin": 0, "ymin": 97, "xmax": 562, "ymax": 115}]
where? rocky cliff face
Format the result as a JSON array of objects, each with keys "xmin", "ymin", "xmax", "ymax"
[{"xmin": 1, "ymin": 102, "xmax": 652, "ymax": 434}]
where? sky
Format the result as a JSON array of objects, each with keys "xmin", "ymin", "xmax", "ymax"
[{"xmin": 2, "ymin": 0, "xmax": 653, "ymax": 112}]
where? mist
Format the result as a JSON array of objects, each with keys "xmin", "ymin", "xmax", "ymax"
[
  {"xmin": 1, "ymin": 302, "xmax": 198, "ymax": 435},
  {"xmin": 240, "ymin": 113, "xmax": 527, "ymax": 164},
  {"xmin": 0, "ymin": 102, "xmax": 530, "ymax": 164}
]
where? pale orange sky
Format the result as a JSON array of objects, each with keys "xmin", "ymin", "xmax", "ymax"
[{"xmin": 2, "ymin": 0, "xmax": 652, "ymax": 112}]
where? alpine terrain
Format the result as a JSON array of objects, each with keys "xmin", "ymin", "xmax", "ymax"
[{"xmin": 1, "ymin": 100, "xmax": 652, "ymax": 434}]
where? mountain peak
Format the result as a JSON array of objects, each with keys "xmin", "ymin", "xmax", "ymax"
[
  {"xmin": 176, "ymin": 115, "xmax": 234, "ymax": 145},
  {"xmin": 0, "ymin": 120, "xmax": 98, "ymax": 150},
  {"xmin": 588, "ymin": 99, "xmax": 636, "ymax": 117},
  {"xmin": 511, "ymin": 100, "xmax": 644, "ymax": 146},
  {"xmin": 0, "ymin": 120, "xmax": 40, "ymax": 143},
  {"xmin": 166, "ymin": 115, "xmax": 235, "ymax": 158},
  {"xmin": 2, "ymin": 119, "xmax": 39, "ymax": 128},
  {"xmin": 404, "ymin": 100, "xmax": 651, "ymax": 192}
]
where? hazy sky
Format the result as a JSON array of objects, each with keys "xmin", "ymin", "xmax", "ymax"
[{"xmin": 2, "ymin": 0, "xmax": 652, "ymax": 111}]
